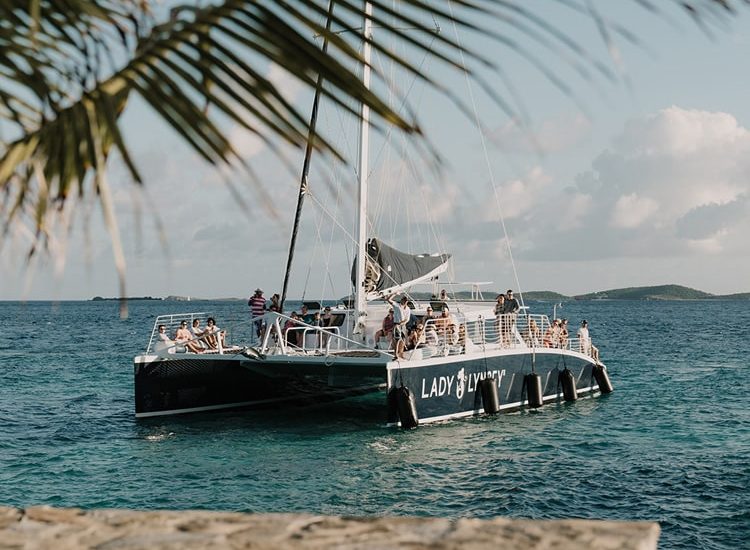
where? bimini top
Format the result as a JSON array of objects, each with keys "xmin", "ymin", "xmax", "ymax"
[{"xmin": 353, "ymin": 238, "xmax": 450, "ymax": 300}]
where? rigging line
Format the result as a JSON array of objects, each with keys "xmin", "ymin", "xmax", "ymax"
[
  {"xmin": 301, "ymin": 186, "xmax": 331, "ymax": 302},
  {"xmin": 279, "ymin": 0, "xmax": 336, "ymax": 314},
  {"xmin": 318, "ymin": 162, "xmax": 345, "ymax": 303},
  {"xmin": 368, "ymin": 35, "xmax": 437, "ymax": 231},
  {"xmin": 306, "ymin": 190, "xmax": 360, "ymax": 251},
  {"xmin": 448, "ymin": 1, "xmax": 524, "ymax": 305}
]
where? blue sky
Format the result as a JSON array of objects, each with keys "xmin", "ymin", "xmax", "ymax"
[{"xmin": 2, "ymin": 3, "xmax": 749, "ymax": 300}]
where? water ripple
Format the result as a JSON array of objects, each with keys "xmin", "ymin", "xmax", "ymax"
[{"xmin": 0, "ymin": 300, "xmax": 748, "ymax": 549}]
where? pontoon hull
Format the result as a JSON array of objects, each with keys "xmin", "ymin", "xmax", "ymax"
[
  {"xmin": 133, "ymin": 354, "xmax": 383, "ymax": 418},
  {"xmin": 386, "ymin": 350, "xmax": 602, "ymax": 425}
]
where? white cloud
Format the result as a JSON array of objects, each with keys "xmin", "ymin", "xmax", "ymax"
[
  {"xmin": 610, "ymin": 193, "xmax": 659, "ymax": 229},
  {"xmin": 511, "ymin": 107, "xmax": 750, "ymax": 278},
  {"xmin": 490, "ymin": 113, "xmax": 592, "ymax": 154}
]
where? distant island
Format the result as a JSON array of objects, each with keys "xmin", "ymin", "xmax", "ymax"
[
  {"xmin": 92, "ymin": 284, "xmax": 750, "ymax": 302},
  {"xmin": 401, "ymin": 284, "xmax": 749, "ymax": 302},
  {"xmin": 524, "ymin": 284, "xmax": 749, "ymax": 301},
  {"xmin": 92, "ymin": 296, "xmax": 163, "ymax": 301}
]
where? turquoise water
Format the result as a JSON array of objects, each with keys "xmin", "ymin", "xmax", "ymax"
[{"xmin": 0, "ymin": 299, "xmax": 748, "ymax": 549}]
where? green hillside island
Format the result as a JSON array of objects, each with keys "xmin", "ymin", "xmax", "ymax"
[{"xmin": 571, "ymin": 285, "xmax": 749, "ymax": 301}]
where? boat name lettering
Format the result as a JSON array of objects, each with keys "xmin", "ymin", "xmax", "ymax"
[{"xmin": 420, "ymin": 369, "xmax": 505, "ymax": 400}]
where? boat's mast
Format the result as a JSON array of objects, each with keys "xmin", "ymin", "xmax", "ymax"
[{"xmin": 353, "ymin": 1, "xmax": 372, "ymax": 334}]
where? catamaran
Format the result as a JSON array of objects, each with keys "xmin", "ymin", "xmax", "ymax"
[{"xmin": 133, "ymin": 3, "xmax": 613, "ymax": 425}]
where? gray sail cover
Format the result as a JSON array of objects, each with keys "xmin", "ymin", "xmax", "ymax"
[{"xmin": 352, "ymin": 238, "xmax": 450, "ymax": 300}]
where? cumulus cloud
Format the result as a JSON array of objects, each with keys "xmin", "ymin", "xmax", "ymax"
[
  {"xmin": 514, "ymin": 107, "xmax": 750, "ymax": 263},
  {"xmin": 610, "ymin": 193, "xmax": 659, "ymax": 229},
  {"xmin": 489, "ymin": 113, "xmax": 591, "ymax": 154}
]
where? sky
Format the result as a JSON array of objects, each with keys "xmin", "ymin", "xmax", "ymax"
[{"xmin": 2, "ymin": 2, "xmax": 750, "ymax": 301}]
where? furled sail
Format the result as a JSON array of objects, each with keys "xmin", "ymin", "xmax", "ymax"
[{"xmin": 352, "ymin": 238, "xmax": 450, "ymax": 300}]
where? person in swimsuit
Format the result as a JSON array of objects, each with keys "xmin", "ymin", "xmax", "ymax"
[{"xmin": 175, "ymin": 321, "xmax": 204, "ymax": 353}]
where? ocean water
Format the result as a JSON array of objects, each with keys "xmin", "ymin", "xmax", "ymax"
[{"xmin": 0, "ymin": 299, "xmax": 747, "ymax": 549}]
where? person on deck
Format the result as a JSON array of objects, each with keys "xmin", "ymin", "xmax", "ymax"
[
  {"xmin": 300, "ymin": 304, "xmax": 315, "ymax": 324},
  {"xmin": 502, "ymin": 289, "xmax": 520, "ymax": 345},
  {"xmin": 560, "ymin": 318, "xmax": 569, "ymax": 349},
  {"xmin": 156, "ymin": 324, "xmax": 178, "ymax": 354},
  {"xmin": 408, "ymin": 322, "xmax": 426, "ymax": 350},
  {"xmin": 175, "ymin": 321, "xmax": 204, "ymax": 353},
  {"xmin": 389, "ymin": 296, "xmax": 411, "ymax": 360},
  {"xmin": 577, "ymin": 320, "xmax": 600, "ymax": 362},
  {"xmin": 204, "ymin": 317, "xmax": 225, "ymax": 349},
  {"xmin": 269, "ymin": 293, "xmax": 281, "ymax": 313},
  {"xmin": 284, "ymin": 312, "xmax": 302, "ymax": 347},
  {"xmin": 321, "ymin": 306, "xmax": 334, "ymax": 327},
  {"xmin": 543, "ymin": 319, "xmax": 559, "ymax": 348},
  {"xmin": 502, "ymin": 289, "xmax": 520, "ymax": 314},
  {"xmin": 374, "ymin": 309, "xmax": 395, "ymax": 347},
  {"xmin": 157, "ymin": 325, "xmax": 172, "ymax": 344},
  {"xmin": 248, "ymin": 288, "xmax": 266, "ymax": 338},
  {"xmin": 494, "ymin": 294, "xmax": 506, "ymax": 345}
]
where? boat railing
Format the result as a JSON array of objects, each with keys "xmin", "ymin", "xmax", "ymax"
[
  {"xmin": 408, "ymin": 313, "xmax": 596, "ymax": 360},
  {"xmin": 145, "ymin": 312, "xmax": 245, "ymax": 355},
  {"xmin": 146, "ymin": 312, "xmax": 209, "ymax": 354},
  {"xmin": 260, "ymin": 312, "xmax": 391, "ymax": 358}
]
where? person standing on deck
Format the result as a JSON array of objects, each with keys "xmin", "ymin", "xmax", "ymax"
[
  {"xmin": 577, "ymin": 320, "xmax": 600, "ymax": 362},
  {"xmin": 494, "ymin": 294, "xmax": 506, "ymax": 346},
  {"xmin": 502, "ymin": 289, "xmax": 520, "ymax": 344},
  {"xmin": 248, "ymin": 288, "xmax": 266, "ymax": 338},
  {"xmin": 388, "ymin": 296, "xmax": 411, "ymax": 360}
]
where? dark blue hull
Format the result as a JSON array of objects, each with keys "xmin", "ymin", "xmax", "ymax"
[
  {"xmin": 386, "ymin": 349, "xmax": 600, "ymax": 424},
  {"xmin": 133, "ymin": 353, "xmax": 383, "ymax": 418}
]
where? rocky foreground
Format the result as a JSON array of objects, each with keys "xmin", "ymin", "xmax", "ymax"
[{"xmin": 0, "ymin": 506, "xmax": 659, "ymax": 549}]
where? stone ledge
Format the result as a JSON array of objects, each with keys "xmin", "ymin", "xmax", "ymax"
[{"xmin": 0, "ymin": 506, "xmax": 660, "ymax": 549}]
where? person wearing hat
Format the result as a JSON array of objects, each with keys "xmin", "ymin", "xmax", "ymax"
[{"xmin": 248, "ymin": 288, "xmax": 266, "ymax": 338}]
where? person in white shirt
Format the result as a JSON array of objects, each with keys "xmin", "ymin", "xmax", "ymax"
[
  {"xmin": 577, "ymin": 320, "xmax": 599, "ymax": 361},
  {"xmin": 388, "ymin": 296, "xmax": 411, "ymax": 359}
]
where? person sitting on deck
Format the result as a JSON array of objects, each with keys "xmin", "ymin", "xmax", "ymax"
[
  {"xmin": 527, "ymin": 318, "xmax": 541, "ymax": 346},
  {"xmin": 300, "ymin": 304, "xmax": 316, "ymax": 324},
  {"xmin": 191, "ymin": 319, "xmax": 208, "ymax": 349},
  {"xmin": 156, "ymin": 324, "xmax": 179, "ymax": 354},
  {"xmin": 284, "ymin": 312, "xmax": 302, "ymax": 347},
  {"xmin": 435, "ymin": 308, "xmax": 457, "ymax": 341},
  {"xmin": 408, "ymin": 322, "xmax": 426, "ymax": 350},
  {"xmin": 203, "ymin": 317, "xmax": 226, "ymax": 350},
  {"xmin": 544, "ymin": 319, "xmax": 563, "ymax": 348},
  {"xmin": 559, "ymin": 318, "xmax": 569, "ymax": 349},
  {"xmin": 175, "ymin": 321, "xmax": 204, "ymax": 353},
  {"xmin": 374, "ymin": 309, "xmax": 395, "ymax": 347}
]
